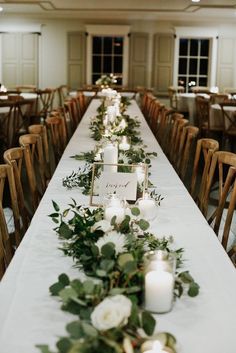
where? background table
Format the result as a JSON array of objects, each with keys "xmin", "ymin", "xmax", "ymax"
[{"xmin": 0, "ymin": 99, "xmax": 235, "ymax": 353}]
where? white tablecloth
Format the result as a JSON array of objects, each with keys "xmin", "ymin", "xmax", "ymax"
[
  {"xmin": 210, "ymin": 103, "xmax": 236, "ymax": 129},
  {"xmin": 0, "ymin": 99, "xmax": 236, "ymax": 353}
]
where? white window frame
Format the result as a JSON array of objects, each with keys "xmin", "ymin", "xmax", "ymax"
[
  {"xmin": 86, "ymin": 25, "xmax": 130, "ymax": 86},
  {"xmin": 173, "ymin": 27, "xmax": 218, "ymax": 88}
]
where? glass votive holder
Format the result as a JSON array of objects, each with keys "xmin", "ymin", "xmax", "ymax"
[
  {"xmin": 119, "ymin": 135, "xmax": 131, "ymax": 151},
  {"xmin": 141, "ymin": 339, "xmax": 171, "ymax": 353},
  {"xmin": 136, "ymin": 192, "xmax": 157, "ymax": 221},
  {"xmin": 104, "ymin": 193, "xmax": 126, "ymax": 224},
  {"xmin": 144, "ymin": 250, "xmax": 176, "ymax": 314}
]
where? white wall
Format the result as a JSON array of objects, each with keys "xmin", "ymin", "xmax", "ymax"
[{"xmin": 1, "ymin": 15, "xmax": 236, "ymax": 90}]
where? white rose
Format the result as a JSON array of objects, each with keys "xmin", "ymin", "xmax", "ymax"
[
  {"xmin": 91, "ymin": 220, "xmax": 112, "ymax": 233},
  {"xmin": 91, "ymin": 295, "xmax": 132, "ymax": 331}
]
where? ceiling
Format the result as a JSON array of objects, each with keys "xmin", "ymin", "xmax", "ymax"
[{"xmin": 0, "ymin": 0, "xmax": 236, "ymax": 21}]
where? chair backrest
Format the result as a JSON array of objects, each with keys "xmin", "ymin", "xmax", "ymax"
[
  {"xmin": 57, "ymin": 85, "xmax": 70, "ymax": 107},
  {"xmin": 75, "ymin": 91, "xmax": 87, "ymax": 117},
  {"xmin": 168, "ymin": 115, "xmax": 188, "ymax": 163},
  {"xmin": 203, "ymin": 151, "xmax": 236, "ymax": 250},
  {"xmin": 168, "ymin": 86, "xmax": 185, "ymax": 109},
  {"xmin": 19, "ymin": 134, "xmax": 47, "ymax": 194},
  {"xmin": 191, "ymin": 86, "xmax": 211, "ymax": 94},
  {"xmin": 64, "ymin": 99, "xmax": 80, "ymax": 133},
  {"xmin": 149, "ymin": 100, "xmax": 164, "ymax": 136},
  {"xmin": 210, "ymin": 94, "xmax": 228, "ymax": 105},
  {"xmin": 177, "ymin": 125, "xmax": 199, "ymax": 180},
  {"xmin": 28, "ymin": 124, "xmax": 50, "ymax": 167},
  {"xmin": 15, "ymin": 85, "xmax": 37, "ymax": 93},
  {"xmin": 36, "ymin": 88, "xmax": 55, "ymax": 119},
  {"xmin": 45, "ymin": 115, "xmax": 67, "ymax": 164},
  {"xmin": 0, "ymin": 165, "xmax": 15, "ymax": 273},
  {"xmin": 0, "ymin": 101, "xmax": 16, "ymax": 148},
  {"xmin": 4, "ymin": 146, "xmax": 38, "ymax": 221},
  {"xmin": 190, "ymin": 138, "xmax": 219, "ymax": 209},
  {"xmin": 219, "ymin": 102, "xmax": 236, "ymax": 134},
  {"xmin": 155, "ymin": 107, "xmax": 174, "ymax": 149},
  {"xmin": 195, "ymin": 96, "xmax": 210, "ymax": 133}
]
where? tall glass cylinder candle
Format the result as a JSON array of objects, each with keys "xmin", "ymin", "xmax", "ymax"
[
  {"xmin": 144, "ymin": 250, "xmax": 176, "ymax": 314},
  {"xmin": 103, "ymin": 143, "xmax": 118, "ymax": 172},
  {"xmin": 136, "ymin": 192, "xmax": 157, "ymax": 221}
]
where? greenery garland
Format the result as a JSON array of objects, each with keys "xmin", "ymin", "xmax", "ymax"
[{"xmin": 36, "ymin": 200, "xmax": 199, "ymax": 353}]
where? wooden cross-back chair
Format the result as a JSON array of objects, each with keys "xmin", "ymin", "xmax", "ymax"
[
  {"xmin": 46, "ymin": 115, "xmax": 67, "ymax": 164},
  {"xmin": 19, "ymin": 134, "xmax": 47, "ymax": 194},
  {"xmin": 28, "ymin": 124, "xmax": 51, "ymax": 178},
  {"xmin": 190, "ymin": 138, "xmax": 219, "ymax": 211},
  {"xmin": 196, "ymin": 96, "xmax": 223, "ymax": 137},
  {"xmin": 219, "ymin": 102, "xmax": 236, "ymax": 149},
  {"xmin": 0, "ymin": 101, "xmax": 16, "ymax": 148},
  {"xmin": 168, "ymin": 86, "xmax": 185, "ymax": 110},
  {"xmin": 176, "ymin": 125, "xmax": 199, "ymax": 181},
  {"xmin": 57, "ymin": 85, "xmax": 70, "ymax": 107},
  {"xmin": 155, "ymin": 107, "xmax": 173, "ymax": 148},
  {"xmin": 167, "ymin": 116, "xmax": 189, "ymax": 164},
  {"xmin": 75, "ymin": 91, "xmax": 87, "ymax": 117},
  {"xmin": 64, "ymin": 99, "xmax": 80, "ymax": 134},
  {"xmin": 35, "ymin": 88, "xmax": 55, "ymax": 120},
  {"xmin": 4, "ymin": 146, "xmax": 39, "ymax": 221},
  {"xmin": 149, "ymin": 101, "xmax": 165, "ymax": 137},
  {"xmin": 15, "ymin": 85, "xmax": 37, "ymax": 93},
  {"xmin": 203, "ymin": 151, "xmax": 236, "ymax": 261},
  {"xmin": 0, "ymin": 165, "xmax": 17, "ymax": 277}
]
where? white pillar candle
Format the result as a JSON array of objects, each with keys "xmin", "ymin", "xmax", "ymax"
[
  {"xmin": 138, "ymin": 198, "xmax": 157, "ymax": 220},
  {"xmin": 145, "ymin": 269, "xmax": 174, "ymax": 313},
  {"xmin": 135, "ymin": 166, "xmax": 145, "ymax": 184},
  {"xmin": 119, "ymin": 142, "xmax": 130, "ymax": 151},
  {"xmin": 103, "ymin": 143, "xmax": 118, "ymax": 172},
  {"xmin": 104, "ymin": 206, "xmax": 125, "ymax": 224}
]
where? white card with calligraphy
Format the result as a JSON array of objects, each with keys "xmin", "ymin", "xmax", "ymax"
[{"xmin": 99, "ymin": 171, "xmax": 138, "ymax": 201}]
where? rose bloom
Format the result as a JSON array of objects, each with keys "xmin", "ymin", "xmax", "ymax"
[{"xmin": 91, "ymin": 294, "xmax": 132, "ymax": 331}]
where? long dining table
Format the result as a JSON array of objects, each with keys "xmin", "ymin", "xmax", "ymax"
[{"xmin": 0, "ymin": 98, "xmax": 236, "ymax": 353}]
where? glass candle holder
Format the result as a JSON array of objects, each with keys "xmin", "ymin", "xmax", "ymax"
[
  {"xmin": 104, "ymin": 193, "xmax": 126, "ymax": 224},
  {"xmin": 135, "ymin": 163, "xmax": 147, "ymax": 185},
  {"xmin": 136, "ymin": 192, "xmax": 157, "ymax": 221},
  {"xmin": 141, "ymin": 339, "xmax": 171, "ymax": 353},
  {"xmin": 119, "ymin": 136, "xmax": 131, "ymax": 151},
  {"xmin": 144, "ymin": 250, "xmax": 176, "ymax": 314}
]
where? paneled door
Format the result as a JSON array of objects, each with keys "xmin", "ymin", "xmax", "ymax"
[
  {"xmin": 67, "ymin": 31, "xmax": 86, "ymax": 89},
  {"xmin": 129, "ymin": 32, "xmax": 148, "ymax": 88},
  {"xmin": 1, "ymin": 32, "xmax": 38, "ymax": 88}
]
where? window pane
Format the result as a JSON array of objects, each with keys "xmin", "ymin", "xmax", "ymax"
[
  {"xmin": 114, "ymin": 37, "xmax": 123, "ymax": 55},
  {"xmin": 116, "ymin": 76, "xmax": 122, "ymax": 85},
  {"xmin": 200, "ymin": 59, "xmax": 208, "ymax": 75},
  {"xmin": 190, "ymin": 39, "xmax": 198, "ymax": 56},
  {"xmin": 200, "ymin": 40, "xmax": 209, "ymax": 56},
  {"xmin": 104, "ymin": 37, "xmax": 112, "ymax": 54},
  {"xmin": 92, "ymin": 74, "xmax": 101, "ymax": 84},
  {"xmin": 93, "ymin": 56, "xmax": 101, "ymax": 73},
  {"xmin": 178, "ymin": 58, "xmax": 187, "ymax": 75},
  {"xmin": 189, "ymin": 58, "xmax": 198, "ymax": 75},
  {"xmin": 179, "ymin": 39, "xmax": 188, "ymax": 56},
  {"xmin": 103, "ymin": 56, "xmax": 112, "ymax": 73},
  {"xmin": 114, "ymin": 56, "xmax": 123, "ymax": 73},
  {"xmin": 199, "ymin": 77, "xmax": 208, "ymax": 86},
  {"xmin": 93, "ymin": 37, "xmax": 102, "ymax": 54}
]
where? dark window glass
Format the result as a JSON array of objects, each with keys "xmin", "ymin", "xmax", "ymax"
[
  {"xmin": 178, "ymin": 58, "xmax": 187, "ymax": 75},
  {"xmin": 92, "ymin": 56, "xmax": 101, "ymax": 73},
  {"xmin": 199, "ymin": 77, "xmax": 208, "ymax": 86},
  {"xmin": 103, "ymin": 56, "xmax": 112, "ymax": 73},
  {"xmin": 200, "ymin": 59, "xmax": 208, "ymax": 75},
  {"xmin": 200, "ymin": 40, "xmax": 209, "ymax": 56},
  {"xmin": 190, "ymin": 39, "xmax": 198, "ymax": 56},
  {"xmin": 114, "ymin": 37, "xmax": 123, "ymax": 55},
  {"xmin": 92, "ymin": 74, "xmax": 101, "ymax": 84},
  {"xmin": 189, "ymin": 59, "xmax": 198, "ymax": 75},
  {"xmin": 116, "ymin": 76, "xmax": 122, "ymax": 85},
  {"xmin": 114, "ymin": 56, "xmax": 123, "ymax": 73},
  {"xmin": 93, "ymin": 37, "xmax": 102, "ymax": 54},
  {"xmin": 179, "ymin": 39, "xmax": 188, "ymax": 56},
  {"xmin": 104, "ymin": 37, "xmax": 112, "ymax": 54}
]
